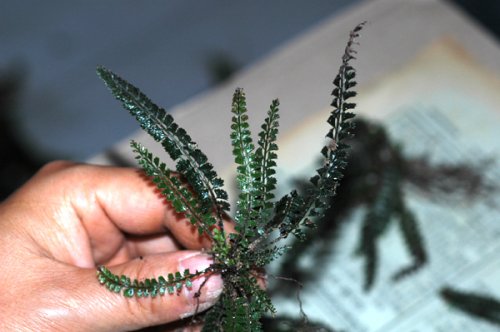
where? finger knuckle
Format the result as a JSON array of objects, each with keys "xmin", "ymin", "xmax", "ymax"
[{"xmin": 38, "ymin": 160, "xmax": 78, "ymax": 175}]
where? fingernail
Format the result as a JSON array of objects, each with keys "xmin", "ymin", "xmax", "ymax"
[{"xmin": 178, "ymin": 253, "xmax": 223, "ymax": 315}]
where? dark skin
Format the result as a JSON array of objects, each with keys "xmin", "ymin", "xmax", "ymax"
[{"xmin": 0, "ymin": 161, "xmax": 230, "ymax": 331}]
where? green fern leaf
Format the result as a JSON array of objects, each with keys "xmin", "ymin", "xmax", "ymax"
[
  {"xmin": 222, "ymin": 295, "xmax": 251, "ymax": 331},
  {"xmin": 230, "ymin": 88, "xmax": 261, "ymax": 241},
  {"xmin": 97, "ymin": 266, "xmax": 204, "ymax": 298},
  {"xmin": 97, "ymin": 67, "xmax": 230, "ymax": 226},
  {"xmin": 221, "ymin": 293, "xmax": 263, "ymax": 332},
  {"xmin": 131, "ymin": 141, "xmax": 217, "ymax": 236},
  {"xmin": 312, "ymin": 24, "xmax": 363, "ymax": 204},
  {"xmin": 255, "ymin": 99, "xmax": 280, "ymax": 221},
  {"xmin": 268, "ymin": 22, "xmax": 364, "ymax": 243}
]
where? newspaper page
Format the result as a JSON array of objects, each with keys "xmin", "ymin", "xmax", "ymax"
[{"xmin": 258, "ymin": 39, "xmax": 500, "ymax": 331}]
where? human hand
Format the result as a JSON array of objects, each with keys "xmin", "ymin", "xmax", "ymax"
[{"xmin": 0, "ymin": 161, "xmax": 224, "ymax": 331}]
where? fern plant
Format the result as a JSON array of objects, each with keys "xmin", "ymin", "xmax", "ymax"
[{"xmin": 96, "ymin": 22, "xmax": 365, "ymax": 331}]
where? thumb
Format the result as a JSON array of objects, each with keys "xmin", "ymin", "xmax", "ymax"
[{"xmin": 75, "ymin": 251, "xmax": 222, "ymax": 331}]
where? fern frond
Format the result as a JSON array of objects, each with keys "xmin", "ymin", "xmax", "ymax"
[
  {"xmin": 311, "ymin": 22, "xmax": 365, "ymax": 206},
  {"xmin": 270, "ymin": 22, "xmax": 365, "ymax": 241},
  {"xmin": 241, "ymin": 277, "xmax": 276, "ymax": 316},
  {"xmin": 230, "ymin": 88, "xmax": 256, "ymax": 202},
  {"xmin": 131, "ymin": 141, "xmax": 217, "ymax": 236},
  {"xmin": 222, "ymin": 294, "xmax": 261, "ymax": 332},
  {"xmin": 97, "ymin": 266, "xmax": 206, "ymax": 298},
  {"xmin": 255, "ymin": 99, "xmax": 280, "ymax": 220},
  {"xmin": 221, "ymin": 278, "xmax": 275, "ymax": 332},
  {"xmin": 97, "ymin": 67, "xmax": 230, "ymax": 228},
  {"xmin": 230, "ymin": 88, "xmax": 261, "ymax": 240}
]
